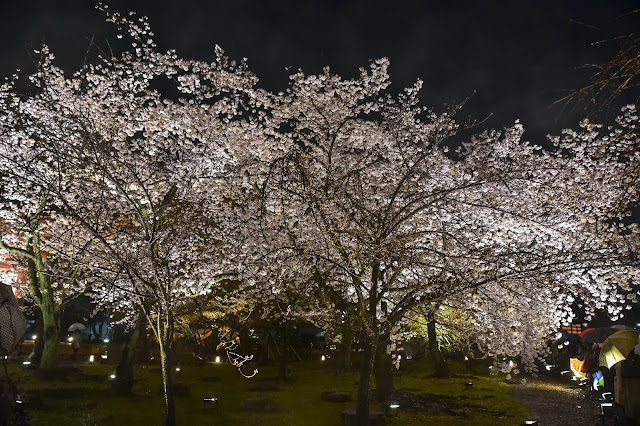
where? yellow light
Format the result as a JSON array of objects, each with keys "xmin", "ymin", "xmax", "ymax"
[{"xmin": 215, "ymin": 356, "xmax": 221, "ymax": 363}]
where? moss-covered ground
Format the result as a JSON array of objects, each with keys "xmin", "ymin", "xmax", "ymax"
[{"xmin": 4, "ymin": 344, "xmax": 530, "ymax": 425}]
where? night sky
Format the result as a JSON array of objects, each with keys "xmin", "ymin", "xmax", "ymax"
[{"xmin": 1, "ymin": 1, "xmax": 638, "ymax": 141}]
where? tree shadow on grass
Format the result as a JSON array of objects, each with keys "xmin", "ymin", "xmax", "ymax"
[{"xmin": 391, "ymin": 389, "xmax": 512, "ymax": 419}]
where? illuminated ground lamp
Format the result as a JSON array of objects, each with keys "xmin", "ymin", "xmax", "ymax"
[
  {"xmin": 22, "ymin": 361, "xmax": 31, "ymax": 366},
  {"xmin": 521, "ymin": 421, "xmax": 538, "ymax": 425},
  {"xmin": 321, "ymin": 355, "xmax": 326, "ymax": 361},
  {"xmin": 103, "ymin": 338, "xmax": 110, "ymax": 344},
  {"xmin": 109, "ymin": 373, "xmax": 116, "ymax": 380},
  {"xmin": 89, "ymin": 355, "xmax": 95, "ymax": 363},
  {"xmin": 176, "ymin": 366, "xmax": 181, "ymax": 372},
  {"xmin": 101, "ymin": 354, "xmax": 108, "ymax": 360},
  {"xmin": 387, "ymin": 402, "xmax": 400, "ymax": 418},
  {"xmin": 215, "ymin": 356, "xmax": 221, "ymax": 363},
  {"xmin": 31, "ymin": 335, "xmax": 37, "ymax": 340},
  {"xmin": 67, "ymin": 336, "xmax": 73, "ymax": 343},
  {"xmin": 203, "ymin": 397, "xmax": 219, "ymax": 410}
]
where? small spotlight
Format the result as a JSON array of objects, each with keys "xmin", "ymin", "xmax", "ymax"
[
  {"xmin": 103, "ymin": 338, "xmax": 110, "ymax": 343},
  {"xmin": 215, "ymin": 356, "xmax": 221, "ymax": 363},
  {"xmin": 101, "ymin": 354, "xmax": 108, "ymax": 360},
  {"xmin": 109, "ymin": 374, "xmax": 116, "ymax": 379},
  {"xmin": 68, "ymin": 337, "xmax": 73, "ymax": 342},
  {"xmin": 32, "ymin": 335, "xmax": 37, "ymax": 340},
  {"xmin": 321, "ymin": 355, "xmax": 326, "ymax": 361},
  {"xmin": 89, "ymin": 355, "xmax": 95, "ymax": 363},
  {"xmin": 176, "ymin": 367, "xmax": 181, "ymax": 372},
  {"xmin": 22, "ymin": 361, "xmax": 31, "ymax": 365},
  {"xmin": 464, "ymin": 356, "xmax": 469, "ymax": 361},
  {"xmin": 389, "ymin": 403, "xmax": 400, "ymax": 409}
]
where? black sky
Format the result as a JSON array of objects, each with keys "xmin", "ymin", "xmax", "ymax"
[{"xmin": 1, "ymin": 0, "xmax": 639, "ymax": 142}]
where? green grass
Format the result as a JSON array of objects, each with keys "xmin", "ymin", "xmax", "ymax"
[{"xmin": 5, "ymin": 349, "xmax": 530, "ymax": 425}]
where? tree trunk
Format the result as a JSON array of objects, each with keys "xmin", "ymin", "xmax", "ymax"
[
  {"xmin": 355, "ymin": 334, "xmax": 378, "ymax": 426},
  {"xmin": 278, "ymin": 322, "xmax": 291, "ymax": 381},
  {"xmin": 373, "ymin": 330, "xmax": 393, "ymax": 402},
  {"xmin": 158, "ymin": 314, "xmax": 176, "ymax": 426},
  {"xmin": 427, "ymin": 317, "xmax": 449, "ymax": 378},
  {"xmin": 112, "ymin": 312, "xmax": 145, "ymax": 396},
  {"xmin": 340, "ymin": 324, "xmax": 354, "ymax": 370},
  {"xmin": 39, "ymin": 299, "xmax": 61, "ymax": 369},
  {"xmin": 30, "ymin": 308, "xmax": 44, "ymax": 366},
  {"xmin": 355, "ymin": 262, "xmax": 381, "ymax": 426}
]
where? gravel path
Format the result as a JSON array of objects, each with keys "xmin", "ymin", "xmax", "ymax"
[{"xmin": 511, "ymin": 377, "xmax": 601, "ymax": 426}]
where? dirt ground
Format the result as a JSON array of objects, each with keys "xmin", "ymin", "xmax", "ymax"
[{"xmin": 511, "ymin": 376, "xmax": 602, "ymax": 426}]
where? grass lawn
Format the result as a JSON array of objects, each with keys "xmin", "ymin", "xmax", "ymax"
[{"xmin": 5, "ymin": 346, "xmax": 530, "ymax": 425}]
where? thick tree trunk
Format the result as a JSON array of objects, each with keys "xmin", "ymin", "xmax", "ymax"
[
  {"xmin": 111, "ymin": 312, "xmax": 145, "ymax": 396},
  {"xmin": 427, "ymin": 317, "xmax": 449, "ymax": 378},
  {"xmin": 373, "ymin": 330, "xmax": 393, "ymax": 402},
  {"xmin": 30, "ymin": 308, "xmax": 44, "ymax": 365},
  {"xmin": 339, "ymin": 324, "xmax": 354, "ymax": 370},
  {"xmin": 39, "ymin": 299, "xmax": 61, "ymax": 369}
]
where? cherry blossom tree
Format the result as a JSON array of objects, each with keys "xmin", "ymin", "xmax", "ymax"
[
  {"xmin": 0, "ymin": 77, "xmax": 96, "ymax": 368},
  {"xmin": 247, "ymin": 60, "xmax": 639, "ymax": 424},
  {"xmin": 0, "ymin": 10, "xmax": 258, "ymax": 425}
]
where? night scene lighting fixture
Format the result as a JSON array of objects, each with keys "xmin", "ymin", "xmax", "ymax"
[
  {"xmin": 101, "ymin": 354, "xmax": 108, "ymax": 360},
  {"xmin": 522, "ymin": 421, "xmax": 538, "ymax": 425},
  {"xmin": 68, "ymin": 336, "xmax": 73, "ymax": 342},
  {"xmin": 176, "ymin": 366, "xmax": 181, "ymax": 372},
  {"xmin": 215, "ymin": 356, "xmax": 221, "ymax": 363},
  {"xmin": 104, "ymin": 338, "xmax": 110, "ymax": 343},
  {"xmin": 22, "ymin": 361, "xmax": 30, "ymax": 365},
  {"xmin": 109, "ymin": 374, "xmax": 116, "ymax": 379},
  {"xmin": 321, "ymin": 355, "xmax": 326, "ymax": 361},
  {"xmin": 89, "ymin": 355, "xmax": 95, "ymax": 363},
  {"xmin": 31, "ymin": 335, "xmax": 37, "ymax": 340}
]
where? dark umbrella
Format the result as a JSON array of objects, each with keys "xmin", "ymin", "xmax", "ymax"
[
  {"xmin": 581, "ymin": 327, "xmax": 617, "ymax": 345},
  {"xmin": 0, "ymin": 284, "xmax": 27, "ymax": 356}
]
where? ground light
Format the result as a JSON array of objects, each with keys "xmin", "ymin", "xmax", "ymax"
[
  {"xmin": 387, "ymin": 402, "xmax": 400, "ymax": 418},
  {"xmin": 67, "ymin": 336, "xmax": 73, "ymax": 342},
  {"xmin": 203, "ymin": 398, "xmax": 219, "ymax": 410},
  {"xmin": 89, "ymin": 355, "xmax": 94, "ymax": 363},
  {"xmin": 521, "ymin": 421, "xmax": 538, "ymax": 425},
  {"xmin": 215, "ymin": 356, "xmax": 221, "ymax": 363},
  {"xmin": 31, "ymin": 335, "xmax": 37, "ymax": 340},
  {"xmin": 321, "ymin": 355, "xmax": 325, "ymax": 361}
]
